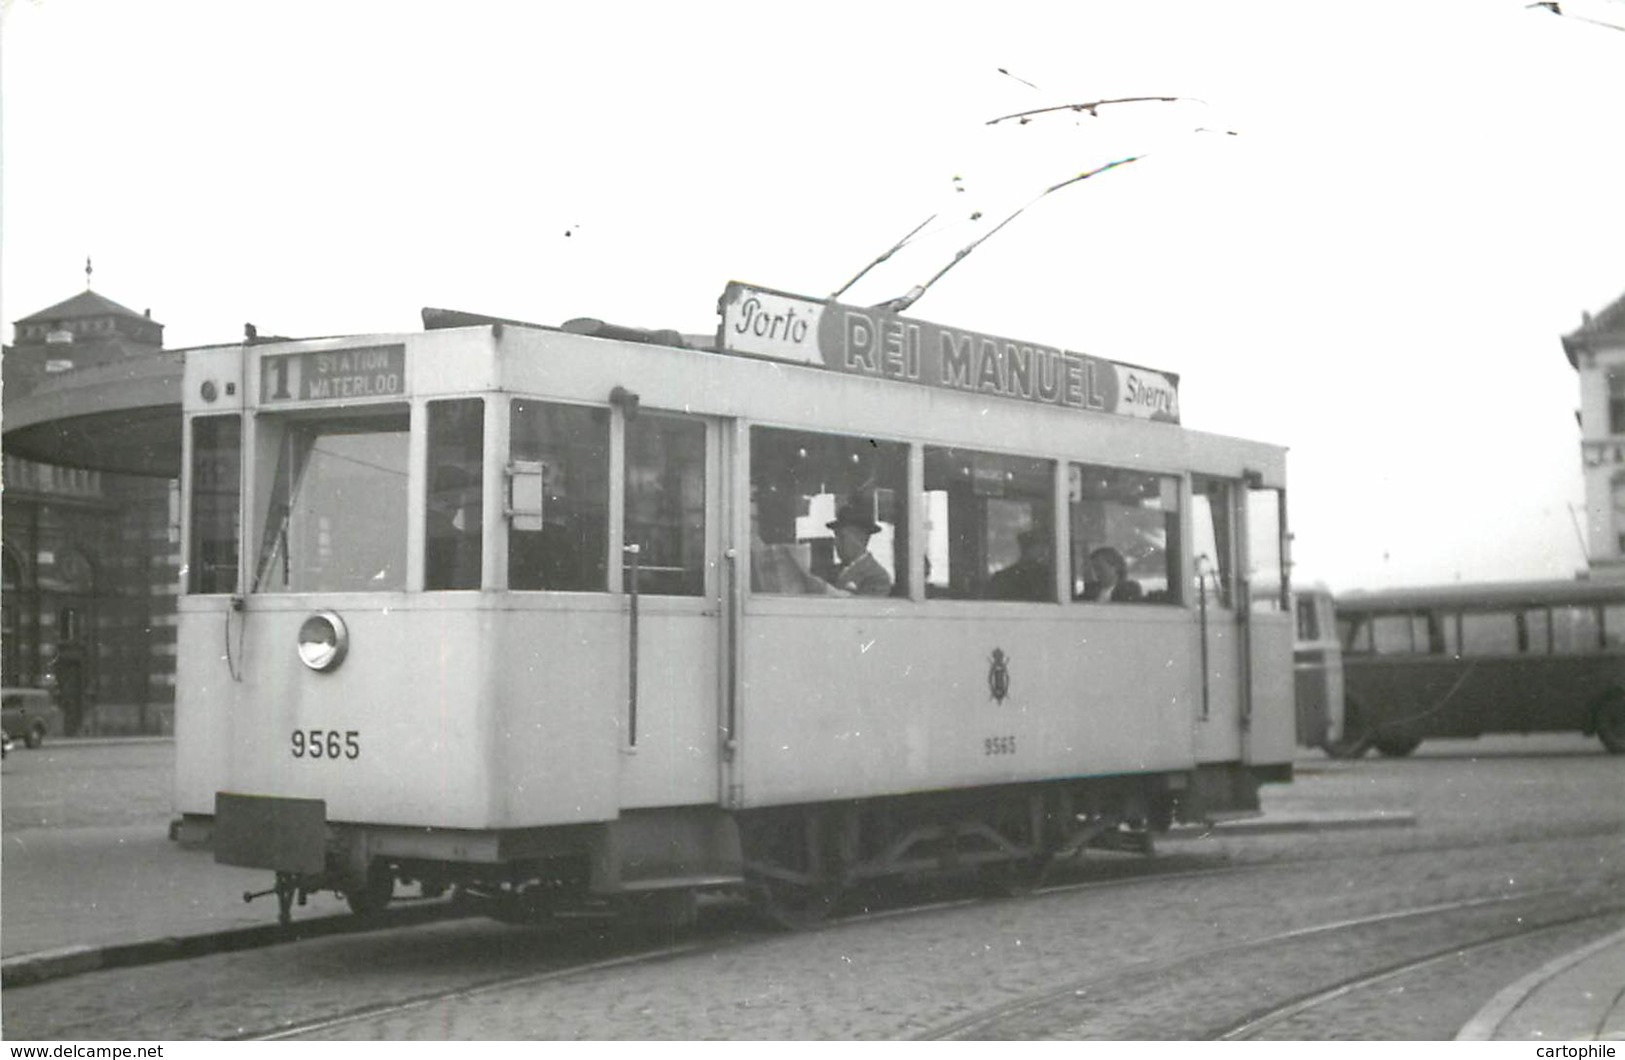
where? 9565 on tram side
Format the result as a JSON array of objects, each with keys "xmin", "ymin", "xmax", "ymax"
[{"xmin": 171, "ymin": 284, "xmax": 1296, "ymax": 928}]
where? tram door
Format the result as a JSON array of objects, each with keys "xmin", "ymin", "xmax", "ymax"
[
  {"xmin": 614, "ymin": 411, "xmax": 730, "ymax": 809},
  {"xmin": 1190, "ymin": 476, "xmax": 1247, "ymax": 760}
]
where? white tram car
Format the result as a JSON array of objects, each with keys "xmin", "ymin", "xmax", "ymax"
[{"xmin": 173, "ymin": 283, "xmax": 1295, "ymax": 926}]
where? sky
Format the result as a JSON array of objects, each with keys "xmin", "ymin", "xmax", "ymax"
[{"xmin": 3, "ymin": 0, "xmax": 1624, "ymax": 593}]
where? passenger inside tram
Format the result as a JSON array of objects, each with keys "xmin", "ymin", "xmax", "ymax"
[
  {"xmin": 824, "ymin": 504, "xmax": 893, "ymax": 596},
  {"xmin": 1078, "ymin": 545, "xmax": 1143, "ymax": 603},
  {"xmin": 985, "ymin": 528, "xmax": 1053, "ymax": 601}
]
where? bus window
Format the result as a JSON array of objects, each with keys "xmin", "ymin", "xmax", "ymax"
[
  {"xmin": 1520, "ymin": 608, "xmax": 1552, "ymax": 655},
  {"xmin": 508, "ymin": 399, "xmax": 609, "ymax": 592},
  {"xmin": 252, "ymin": 406, "xmax": 410, "ymax": 593},
  {"xmin": 1429, "ymin": 611, "xmax": 1459, "ymax": 655},
  {"xmin": 189, "ymin": 415, "xmax": 240, "ymax": 594},
  {"xmin": 923, "ymin": 446, "xmax": 1053, "ymax": 601},
  {"xmin": 1247, "ymin": 486, "xmax": 1287, "ymax": 612},
  {"xmin": 1606, "ymin": 604, "xmax": 1625, "ymax": 648},
  {"xmin": 624, "ymin": 414, "xmax": 706, "ymax": 596},
  {"xmin": 1340, "ymin": 615, "xmax": 1373, "ymax": 653},
  {"xmin": 425, "ymin": 399, "xmax": 484, "ymax": 591},
  {"xmin": 1069, "ymin": 464, "xmax": 1180, "ymax": 604},
  {"xmin": 1461, "ymin": 611, "xmax": 1517, "ymax": 655},
  {"xmin": 1552, "ymin": 605, "xmax": 1601, "ymax": 653},
  {"xmin": 1371, "ymin": 614, "xmax": 1420, "ymax": 654},
  {"xmin": 750, "ymin": 427, "xmax": 908, "ymax": 596},
  {"xmin": 1190, "ymin": 477, "xmax": 1234, "ymax": 608}
]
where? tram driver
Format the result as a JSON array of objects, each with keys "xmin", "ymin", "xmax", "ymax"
[{"xmin": 426, "ymin": 464, "xmax": 482, "ymax": 590}]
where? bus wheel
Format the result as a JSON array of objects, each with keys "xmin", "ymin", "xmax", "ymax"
[
  {"xmin": 344, "ymin": 860, "xmax": 395, "ymax": 916},
  {"xmin": 1324, "ymin": 700, "xmax": 1373, "ymax": 759},
  {"xmin": 1595, "ymin": 692, "xmax": 1625, "ymax": 754},
  {"xmin": 1373, "ymin": 736, "xmax": 1421, "ymax": 758}
]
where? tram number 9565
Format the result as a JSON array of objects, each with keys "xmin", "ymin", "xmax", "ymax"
[
  {"xmin": 291, "ymin": 730, "xmax": 361, "ymax": 760},
  {"xmin": 983, "ymin": 735, "xmax": 1017, "ymax": 756}
]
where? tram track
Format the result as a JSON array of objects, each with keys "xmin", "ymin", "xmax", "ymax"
[
  {"xmin": 1215, "ymin": 910, "xmax": 1623, "ymax": 1040},
  {"xmin": 8, "ymin": 817, "xmax": 1620, "ymax": 1040},
  {"xmin": 225, "ymin": 855, "xmax": 1624, "ymax": 1041},
  {"xmin": 911, "ymin": 887, "xmax": 1625, "ymax": 1040}
]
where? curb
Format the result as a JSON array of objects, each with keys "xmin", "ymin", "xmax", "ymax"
[
  {"xmin": 1165, "ymin": 811, "xmax": 1418, "ymax": 839},
  {"xmin": 1455, "ymin": 926, "xmax": 1625, "ymax": 1040},
  {"xmin": 1, "ymin": 900, "xmax": 470, "ymax": 989}
]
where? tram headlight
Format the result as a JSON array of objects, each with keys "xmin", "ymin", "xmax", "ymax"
[{"xmin": 297, "ymin": 611, "xmax": 348, "ymax": 672}]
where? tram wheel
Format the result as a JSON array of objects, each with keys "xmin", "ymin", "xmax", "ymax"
[
  {"xmin": 344, "ymin": 860, "xmax": 395, "ymax": 916},
  {"xmin": 1595, "ymin": 691, "xmax": 1625, "ymax": 754},
  {"xmin": 1373, "ymin": 736, "xmax": 1421, "ymax": 758},
  {"xmin": 25, "ymin": 724, "xmax": 44, "ymax": 749},
  {"xmin": 978, "ymin": 853, "xmax": 1053, "ymax": 898},
  {"xmin": 755, "ymin": 877, "xmax": 838, "ymax": 930}
]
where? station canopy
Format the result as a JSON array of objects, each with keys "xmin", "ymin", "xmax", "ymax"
[{"xmin": 2, "ymin": 350, "xmax": 183, "ymax": 477}]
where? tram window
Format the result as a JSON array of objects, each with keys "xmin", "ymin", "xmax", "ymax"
[
  {"xmin": 252, "ymin": 406, "xmax": 410, "ymax": 593},
  {"xmin": 1247, "ymin": 487, "xmax": 1288, "ymax": 612},
  {"xmin": 1461, "ymin": 611, "xmax": 1518, "ymax": 655},
  {"xmin": 1296, "ymin": 596, "xmax": 1319, "ymax": 641},
  {"xmin": 189, "ymin": 415, "xmax": 241, "ymax": 594},
  {"xmin": 749, "ymin": 427, "xmax": 908, "ymax": 596},
  {"xmin": 425, "ymin": 399, "xmax": 484, "ymax": 591},
  {"xmin": 1069, "ymin": 463, "xmax": 1179, "ymax": 604},
  {"xmin": 625, "ymin": 414, "xmax": 705, "ymax": 596},
  {"xmin": 509, "ymin": 399, "xmax": 609, "ymax": 592},
  {"xmin": 924, "ymin": 447, "xmax": 1053, "ymax": 601},
  {"xmin": 1552, "ymin": 605, "xmax": 1601, "ymax": 653},
  {"xmin": 1190, "ymin": 477, "xmax": 1234, "ymax": 609}
]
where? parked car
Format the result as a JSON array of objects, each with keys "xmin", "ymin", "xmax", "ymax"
[{"xmin": 2, "ymin": 687, "xmax": 63, "ymax": 749}]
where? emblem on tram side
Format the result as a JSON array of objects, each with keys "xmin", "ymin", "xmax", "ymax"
[{"xmin": 988, "ymin": 648, "xmax": 1010, "ymax": 703}]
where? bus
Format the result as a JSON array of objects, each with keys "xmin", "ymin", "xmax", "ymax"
[
  {"xmin": 1333, "ymin": 578, "xmax": 1625, "ymax": 757},
  {"xmin": 172, "ymin": 282, "xmax": 1296, "ymax": 926}
]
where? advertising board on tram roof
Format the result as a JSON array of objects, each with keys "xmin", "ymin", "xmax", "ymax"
[{"xmin": 716, "ymin": 281, "xmax": 1180, "ymax": 424}]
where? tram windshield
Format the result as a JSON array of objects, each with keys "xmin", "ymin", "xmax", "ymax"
[{"xmin": 252, "ymin": 406, "xmax": 410, "ymax": 593}]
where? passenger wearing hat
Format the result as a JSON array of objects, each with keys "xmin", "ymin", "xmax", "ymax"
[{"xmin": 826, "ymin": 503, "xmax": 893, "ymax": 596}]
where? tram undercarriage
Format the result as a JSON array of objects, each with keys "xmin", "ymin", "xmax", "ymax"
[{"xmin": 188, "ymin": 762, "xmax": 1280, "ymax": 928}]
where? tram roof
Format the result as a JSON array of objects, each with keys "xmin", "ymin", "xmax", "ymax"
[
  {"xmin": 1334, "ymin": 577, "xmax": 1625, "ymax": 613},
  {"xmin": 2, "ymin": 291, "xmax": 1223, "ymax": 477}
]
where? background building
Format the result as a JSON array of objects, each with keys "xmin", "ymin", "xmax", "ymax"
[
  {"xmin": 2, "ymin": 288, "xmax": 180, "ymax": 734},
  {"xmin": 1566, "ymin": 289, "xmax": 1625, "ymax": 580}
]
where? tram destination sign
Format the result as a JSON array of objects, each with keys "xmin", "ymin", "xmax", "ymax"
[
  {"xmin": 261, "ymin": 344, "xmax": 406, "ymax": 403},
  {"xmin": 716, "ymin": 282, "xmax": 1179, "ymax": 424}
]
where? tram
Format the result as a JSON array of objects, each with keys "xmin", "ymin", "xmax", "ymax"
[
  {"xmin": 172, "ymin": 282, "xmax": 1296, "ymax": 926},
  {"xmin": 1292, "ymin": 583, "xmax": 1345, "ymax": 752}
]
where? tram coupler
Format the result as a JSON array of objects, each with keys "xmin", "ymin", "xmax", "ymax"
[{"xmin": 243, "ymin": 872, "xmax": 308, "ymax": 926}]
